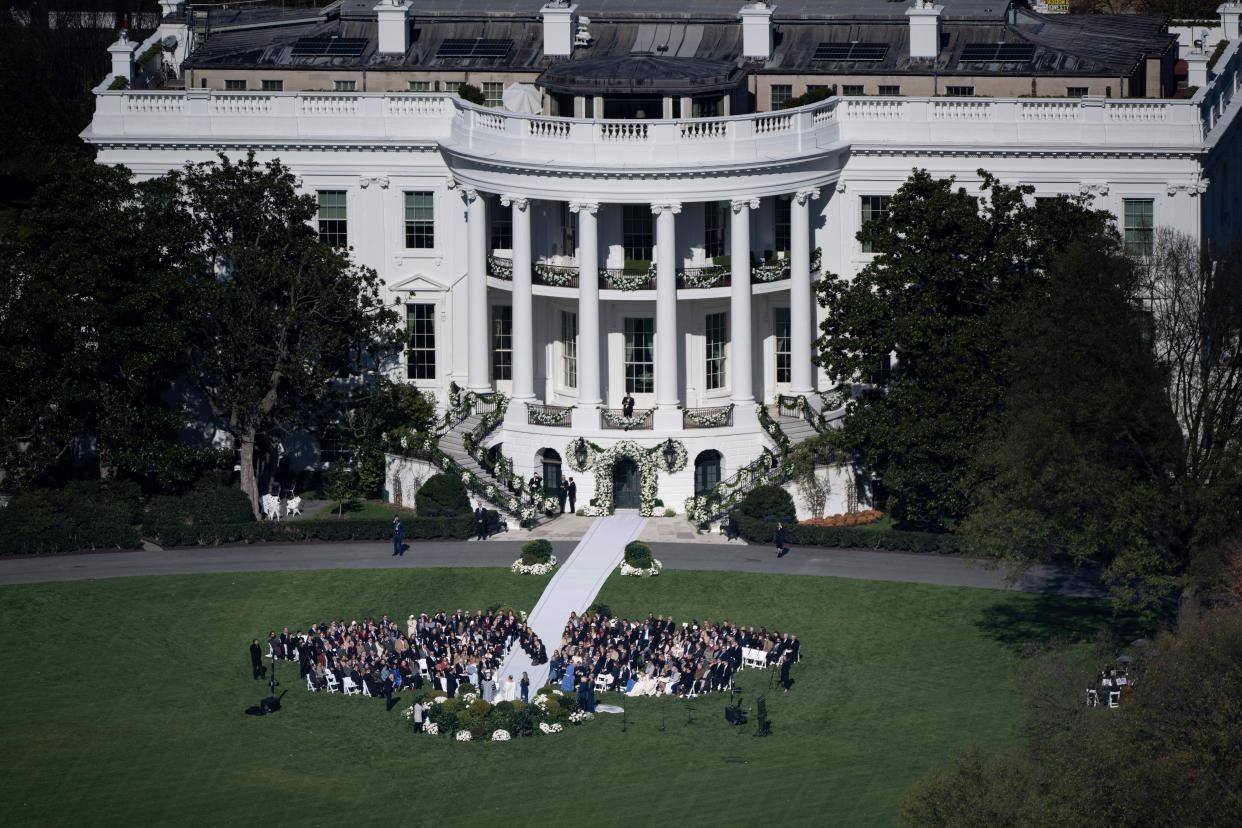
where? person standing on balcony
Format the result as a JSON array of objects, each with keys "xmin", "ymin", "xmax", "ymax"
[{"xmin": 621, "ymin": 392, "xmax": 635, "ymax": 418}]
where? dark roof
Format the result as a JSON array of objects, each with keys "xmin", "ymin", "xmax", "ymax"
[
  {"xmin": 182, "ymin": 4, "xmax": 1174, "ymax": 80},
  {"xmin": 540, "ymin": 55, "xmax": 742, "ymax": 94}
]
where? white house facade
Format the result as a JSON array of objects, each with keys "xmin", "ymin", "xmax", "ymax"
[{"xmin": 83, "ymin": 0, "xmax": 1242, "ymax": 523}]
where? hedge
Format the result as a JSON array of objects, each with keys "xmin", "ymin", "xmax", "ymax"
[
  {"xmin": 416, "ymin": 473, "xmax": 471, "ymax": 517},
  {"xmin": 146, "ymin": 486, "xmax": 253, "ymax": 527},
  {"xmin": 0, "ymin": 481, "xmax": 143, "ymax": 555},
  {"xmin": 736, "ymin": 515, "xmax": 963, "ymax": 555},
  {"xmin": 737, "ymin": 485, "xmax": 796, "ymax": 524},
  {"xmin": 149, "ymin": 515, "xmax": 477, "ymax": 547},
  {"xmin": 521, "ymin": 538, "xmax": 553, "ymax": 564}
]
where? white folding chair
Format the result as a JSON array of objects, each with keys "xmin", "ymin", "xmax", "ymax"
[
  {"xmin": 361, "ymin": 680, "xmax": 372, "ymax": 697},
  {"xmin": 594, "ymin": 674, "xmax": 610, "ymax": 694},
  {"xmin": 342, "ymin": 677, "xmax": 360, "ymax": 696},
  {"xmin": 1085, "ymin": 688, "xmax": 1098, "ymax": 707},
  {"xmin": 1108, "ymin": 691, "xmax": 1120, "ymax": 708},
  {"xmin": 306, "ymin": 674, "xmax": 317, "ymax": 692},
  {"xmin": 325, "ymin": 673, "xmax": 340, "ymax": 693},
  {"xmin": 417, "ymin": 658, "xmax": 431, "ymax": 679},
  {"xmin": 286, "ymin": 496, "xmax": 302, "ymax": 516}
]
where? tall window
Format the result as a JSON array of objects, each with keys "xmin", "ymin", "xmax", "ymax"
[
  {"xmin": 561, "ymin": 310, "xmax": 578, "ymax": 389},
  {"xmin": 317, "ymin": 191, "xmax": 348, "ymax": 248},
  {"xmin": 704, "ymin": 201, "xmax": 726, "ymax": 259},
  {"xmin": 482, "ymin": 82, "xmax": 504, "ymax": 108},
  {"xmin": 770, "ymin": 84, "xmax": 793, "ymax": 110},
  {"xmin": 558, "ymin": 201, "xmax": 576, "ymax": 257},
  {"xmin": 623, "ymin": 205, "xmax": 653, "ymax": 262},
  {"xmin": 404, "ymin": 191, "xmax": 434, "ymax": 249},
  {"xmin": 775, "ymin": 307, "xmax": 791, "ymax": 383},
  {"xmin": 492, "ymin": 306, "xmax": 512, "ymax": 381},
  {"xmin": 406, "ymin": 304, "xmax": 436, "ymax": 379},
  {"xmin": 1123, "ymin": 198, "xmax": 1154, "ymax": 258},
  {"xmin": 490, "ymin": 195, "xmax": 512, "ymax": 251},
  {"xmin": 860, "ymin": 195, "xmax": 891, "ymax": 254},
  {"xmin": 705, "ymin": 312, "xmax": 728, "ymax": 391},
  {"xmin": 774, "ymin": 195, "xmax": 792, "ymax": 256},
  {"xmin": 624, "ymin": 317, "xmax": 654, "ymax": 393},
  {"xmin": 694, "ymin": 450, "xmax": 723, "ymax": 496}
]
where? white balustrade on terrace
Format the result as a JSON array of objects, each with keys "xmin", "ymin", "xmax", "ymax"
[{"xmin": 85, "ymin": 84, "xmax": 1222, "ymax": 163}]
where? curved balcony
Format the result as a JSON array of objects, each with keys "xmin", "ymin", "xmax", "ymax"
[{"xmin": 486, "ymin": 252, "xmax": 821, "ymax": 293}]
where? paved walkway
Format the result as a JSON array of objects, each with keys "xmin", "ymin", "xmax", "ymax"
[
  {"xmin": 495, "ymin": 514, "xmax": 647, "ymax": 691},
  {"xmin": 0, "ymin": 537, "xmax": 1104, "ymax": 598},
  {"xmin": 519, "ymin": 513, "xmax": 741, "ymax": 545}
]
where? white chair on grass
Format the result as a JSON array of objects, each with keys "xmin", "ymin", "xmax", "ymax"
[
  {"xmin": 260, "ymin": 493, "xmax": 282, "ymax": 521},
  {"xmin": 1085, "ymin": 689, "xmax": 1098, "ymax": 707},
  {"xmin": 306, "ymin": 674, "xmax": 317, "ymax": 692},
  {"xmin": 1108, "ymin": 691, "xmax": 1121, "ymax": 709},
  {"xmin": 594, "ymin": 674, "xmax": 610, "ymax": 694},
  {"xmin": 286, "ymin": 496, "xmax": 302, "ymax": 517},
  {"xmin": 325, "ymin": 673, "xmax": 340, "ymax": 693},
  {"xmin": 742, "ymin": 648, "xmax": 767, "ymax": 671},
  {"xmin": 361, "ymin": 681, "xmax": 372, "ymax": 698},
  {"xmin": 342, "ymin": 677, "xmax": 360, "ymax": 696},
  {"xmin": 417, "ymin": 658, "xmax": 431, "ymax": 679}
]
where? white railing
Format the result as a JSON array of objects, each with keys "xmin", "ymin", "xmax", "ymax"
[{"xmin": 86, "ymin": 87, "xmax": 1215, "ymax": 162}]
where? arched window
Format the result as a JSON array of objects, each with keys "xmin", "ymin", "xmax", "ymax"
[
  {"xmin": 694, "ymin": 450, "xmax": 723, "ymax": 496},
  {"xmin": 538, "ymin": 448, "xmax": 562, "ymax": 495}
]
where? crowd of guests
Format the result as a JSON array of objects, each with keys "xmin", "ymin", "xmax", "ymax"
[
  {"xmin": 548, "ymin": 612, "xmax": 800, "ymax": 698},
  {"xmin": 253, "ymin": 610, "xmax": 548, "ymax": 699}
]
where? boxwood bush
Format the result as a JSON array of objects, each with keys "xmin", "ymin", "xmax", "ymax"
[
  {"xmin": 416, "ymin": 473, "xmax": 471, "ymax": 517},
  {"xmin": 0, "ymin": 481, "xmax": 142, "ymax": 555},
  {"xmin": 149, "ymin": 515, "xmax": 475, "ymax": 547},
  {"xmin": 521, "ymin": 539, "xmax": 553, "ymax": 565},
  {"xmin": 737, "ymin": 485, "xmax": 796, "ymax": 523},
  {"xmin": 624, "ymin": 540, "xmax": 653, "ymax": 567},
  {"xmin": 145, "ymin": 486, "xmax": 253, "ymax": 527},
  {"xmin": 735, "ymin": 514, "xmax": 962, "ymax": 554}
]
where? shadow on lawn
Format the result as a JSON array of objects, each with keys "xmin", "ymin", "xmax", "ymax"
[{"xmin": 975, "ymin": 594, "xmax": 1154, "ymax": 653}]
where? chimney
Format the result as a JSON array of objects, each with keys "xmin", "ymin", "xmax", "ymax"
[
  {"xmin": 375, "ymin": 0, "xmax": 412, "ymax": 55},
  {"xmin": 1220, "ymin": 4, "xmax": 1242, "ymax": 40},
  {"xmin": 906, "ymin": 1, "xmax": 943, "ymax": 60},
  {"xmin": 739, "ymin": 3, "xmax": 775, "ymax": 61},
  {"xmin": 108, "ymin": 29, "xmax": 139, "ymax": 84},
  {"xmin": 1186, "ymin": 46, "xmax": 1210, "ymax": 88},
  {"xmin": 541, "ymin": 3, "xmax": 578, "ymax": 57}
]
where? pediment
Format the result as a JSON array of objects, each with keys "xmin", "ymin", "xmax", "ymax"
[{"xmin": 389, "ymin": 273, "xmax": 447, "ymax": 293}]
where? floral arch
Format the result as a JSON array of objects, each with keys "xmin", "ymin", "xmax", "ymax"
[{"xmin": 569, "ymin": 438, "xmax": 686, "ymax": 517}]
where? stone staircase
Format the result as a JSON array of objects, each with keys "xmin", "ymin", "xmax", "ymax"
[
  {"xmin": 774, "ymin": 412, "xmax": 820, "ymax": 447},
  {"xmin": 437, "ymin": 414, "xmax": 516, "ymax": 513}
]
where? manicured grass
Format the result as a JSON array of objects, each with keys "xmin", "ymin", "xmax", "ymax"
[
  {"xmin": 314, "ymin": 498, "xmax": 416, "ymax": 520},
  {"xmin": 0, "ymin": 568, "xmax": 1139, "ymax": 827}
]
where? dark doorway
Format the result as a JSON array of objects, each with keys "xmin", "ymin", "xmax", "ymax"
[{"xmin": 613, "ymin": 458, "xmax": 640, "ymax": 509}]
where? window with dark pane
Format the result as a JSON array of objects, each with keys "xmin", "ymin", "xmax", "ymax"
[
  {"xmin": 775, "ymin": 307, "xmax": 791, "ymax": 383},
  {"xmin": 705, "ymin": 312, "xmax": 728, "ymax": 390},
  {"xmin": 404, "ymin": 192, "xmax": 435, "ymax": 249},
  {"xmin": 492, "ymin": 305, "xmax": 512, "ymax": 381},
  {"xmin": 624, "ymin": 317, "xmax": 654, "ymax": 393},
  {"xmin": 317, "ymin": 191, "xmax": 348, "ymax": 248}
]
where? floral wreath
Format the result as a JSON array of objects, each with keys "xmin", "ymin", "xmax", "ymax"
[{"xmin": 573, "ymin": 439, "xmax": 686, "ymax": 517}]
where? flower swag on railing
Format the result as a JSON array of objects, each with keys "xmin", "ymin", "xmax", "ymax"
[
  {"xmin": 758, "ymin": 404, "xmax": 792, "ymax": 453},
  {"xmin": 683, "ymin": 446, "xmax": 784, "ymax": 526},
  {"xmin": 533, "ymin": 262, "xmax": 576, "ymax": 287},
  {"xmin": 603, "ymin": 265, "xmax": 655, "ymax": 291},
  {"xmin": 486, "ymin": 255, "xmax": 513, "ymax": 280},
  {"xmin": 600, "ymin": 407, "xmax": 654, "ymax": 430},
  {"xmin": 753, "ymin": 260, "xmax": 790, "ymax": 282},
  {"xmin": 680, "ymin": 266, "xmax": 726, "ymax": 289},
  {"xmin": 678, "ymin": 404, "xmax": 734, "ymax": 428},
  {"xmin": 526, "ymin": 403, "xmax": 574, "ymax": 426},
  {"xmin": 573, "ymin": 439, "xmax": 683, "ymax": 517}
]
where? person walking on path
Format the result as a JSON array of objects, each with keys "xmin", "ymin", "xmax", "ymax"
[
  {"xmin": 774, "ymin": 522, "xmax": 787, "ymax": 558},
  {"xmin": 567, "ymin": 478, "xmax": 577, "ymax": 513},
  {"xmin": 249, "ymin": 638, "xmax": 264, "ymax": 680},
  {"xmin": 391, "ymin": 516, "xmax": 404, "ymax": 557},
  {"xmin": 474, "ymin": 505, "xmax": 487, "ymax": 540},
  {"xmin": 520, "ymin": 671, "xmax": 530, "ymax": 703},
  {"xmin": 557, "ymin": 480, "xmax": 568, "ymax": 514}
]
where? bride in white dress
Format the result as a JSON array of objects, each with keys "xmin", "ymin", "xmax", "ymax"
[{"xmin": 502, "ymin": 675, "xmax": 517, "ymax": 702}]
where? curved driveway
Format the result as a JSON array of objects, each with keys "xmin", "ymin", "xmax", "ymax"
[{"xmin": 0, "ymin": 539, "xmax": 1105, "ymax": 597}]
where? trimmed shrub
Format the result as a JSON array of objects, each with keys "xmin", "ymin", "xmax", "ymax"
[
  {"xmin": 145, "ymin": 486, "xmax": 253, "ymax": 527},
  {"xmin": 416, "ymin": 473, "xmax": 471, "ymax": 517},
  {"xmin": 587, "ymin": 602, "xmax": 612, "ymax": 618},
  {"xmin": 734, "ymin": 514, "xmax": 962, "ymax": 554},
  {"xmin": 737, "ymin": 485, "xmax": 796, "ymax": 523},
  {"xmin": 0, "ymin": 481, "xmax": 142, "ymax": 555},
  {"xmin": 521, "ymin": 538, "xmax": 553, "ymax": 565},
  {"xmin": 624, "ymin": 541, "xmax": 653, "ymax": 567},
  {"xmin": 148, "ymin": 515, "xmax": 474, "ymax": 547}
]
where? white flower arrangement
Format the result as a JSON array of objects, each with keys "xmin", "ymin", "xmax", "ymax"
[
  {"xmin": 510, "ymin": 555, "xmax": 558, "ymax": 575},
  {"xmin": 533, "ymin": 262, "xmax": 576, "ymax": 287},
  {"xmin": 455, "ymin": 730, "xmax": 473, "ymax": 742},
  {"xmin": 680, "ymin": 266, "xmax": 726, "ymax": 289},
  {"xmin": 432, "ymin": 695, "xmax": 448, "ymax": 704},
  {"xmin": 574, "ymin": 440, "xmax": 670, "ymax": 517},
  {"xmin": 620, "ymin": 558, "xmax": 664, "ymax": 577},
  {"xmin": 603, "ymin": 267, "xmax": 654, "ymax": 291},
  {"xmin": 424, "ymin": 722, "xmax": 439, "ymax": 735},
  {"xmin": 568, "ymin": 711, "xmax": 595, "ymax": 723},
  {"xmin": 532, "ymin": 694, "xmax": 549, "ymax": 709},
  {"xmin": 460, "ymin": 692, "xmax": 478, "ymax": 705},
  {"xmin": 679, "ymin": 404, "xmax": 734, "ymax": 429},
  {"xmin": 551, "ymin": 688, "xmax": 564, "ymax": 696},
  {"xmin": 403, "ymin": 706, "xmax": 414, "ymax": 719},
  {"xmin": 526, "ymin": 403, "xmax": 574, "ymax": 426},
  {"xmin": 538, "ymin": 722, "xmax": 553, "ymax": 734},
  {"xmin": 491, "ymin": 729, "xmax": 511, "ymax": 741},
  {"xmin": 600, "ymin": 407, "xmax": 654, "ymax": 430}
]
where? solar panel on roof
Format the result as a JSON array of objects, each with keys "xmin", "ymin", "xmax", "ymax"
[
  {"xmin": 436, "ymin": 38, "xmax": 513, "ymax": 59},
  {"xmin": 960, "ymin": 43, "xmax": 1035, "ymax": 62},
  {"xmin": 812, "ymin": 42, "xmax": 889, "ymax": 62},
  {"xmin": 290, "ymin": 36, "xmax": 368, "ymax": 58}
]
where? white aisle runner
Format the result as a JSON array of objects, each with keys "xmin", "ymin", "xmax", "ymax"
[{"xmin": 494, "ymin": 513, "xmax": 647, "ymax": 693}]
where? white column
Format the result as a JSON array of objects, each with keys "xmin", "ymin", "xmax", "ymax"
[
  {"xmin": 653, "ymin": 203, "xmax": 682, "ymax": 416},
  {"xmin": 570, "ymin": 201, "xmax": 602, "ymax": 408},
  {"xmin": 730, "ymin": 197, "xmax": 758, "ymax": 405},
  {"xmin": 504, "ymin": 195, "xmax": 534, "ymax": 401},
  {"xmin": 464, "ymin": 188, "xmax": 490, "ymax": 391},
  {"xmin": 790, "ymin": 188, "xmax": 819, "ymax": 394}
]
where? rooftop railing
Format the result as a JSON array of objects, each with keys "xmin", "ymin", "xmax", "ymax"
[{"xmin": 86, "ymin": 85, "xmax": 1218, "ymax": 161}]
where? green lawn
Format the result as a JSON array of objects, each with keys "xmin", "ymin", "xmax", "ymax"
[
  {"xmin": 0, "ymin": 568, "xmax": 1136, "ymax": 827},
  {"xmin": 312, "ymin": 498, "xmax": 417, "ymax": 520}
]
